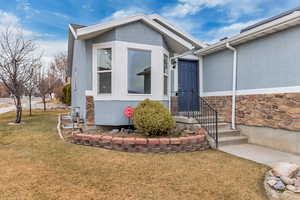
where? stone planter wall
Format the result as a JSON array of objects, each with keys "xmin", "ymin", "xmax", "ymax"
[
  {"xmin": 70, "ymin": 131, "xmax": 210, "ymax": 154},
  {"xmin": 204, "ymin": 93, "xmax": 300, "ymax": 131}
]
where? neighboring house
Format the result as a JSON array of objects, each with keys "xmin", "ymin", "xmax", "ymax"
[{"xmin": 68, "ymin": 7, "xmax": 300, "ymax": 154}]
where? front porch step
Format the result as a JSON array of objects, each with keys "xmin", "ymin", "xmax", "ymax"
[
  {"xmin": 217, "ymin": 123, "xmax": 231, "ymax": 129},
  {"xmin": 218, "ymin": 136, "xmax": 248, "ymax": 147},
  {"xmin": 218, "ymin": 128, "xmax": 241, "ymax": 137}
]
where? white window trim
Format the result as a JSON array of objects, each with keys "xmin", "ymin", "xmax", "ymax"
[
  {"xmin": 90, "ymin": 41, "xmax": 169, "ymax": 101},
  {"xmin": 93, "ymin": 42, "xmax": 114, "ymax": 97},
  {"xmin": 163, "ymin": 51, "xmax": 170, "ymax": 96},
  {"xmin": 201, "ymin": 86, "xmax": 300, "ymax": 97}
]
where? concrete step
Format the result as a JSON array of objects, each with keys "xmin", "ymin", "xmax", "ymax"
[
  {"xmin": 218, "ymin": 135, "xmax": 248, "ymax": 147},
  {"xmin": 62, "ymin": 123, "xmax": 79, "ymax": 129},
  {"xmin": 218, "ymin": 128, "xmax": 241, "ymax": 137},
  {"xmin": 217, "ymin": 123, "xmax": 231, "ymax": 129}
]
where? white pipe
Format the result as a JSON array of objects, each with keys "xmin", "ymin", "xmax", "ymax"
[{"xmin": 226, "ymin": 43, "xmax": 237, "ymax": 130}]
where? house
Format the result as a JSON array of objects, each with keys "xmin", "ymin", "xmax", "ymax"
[
  {"xmin": 68, "ymin": 7, "xmax": 300, "ymax": 154},
  {"xmin": 68, "ymin": 14, "xmax": 206, "ymax": 126}
]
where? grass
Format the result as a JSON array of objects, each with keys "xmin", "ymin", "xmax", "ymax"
[{"xmin": 0, "ymin": 110, "xmax": 269, "ymax": 200}]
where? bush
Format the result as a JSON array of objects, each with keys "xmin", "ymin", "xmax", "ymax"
[
  {"xmin": 53, "ymin": 85, "xmax": 64, "ymax": 103},
  {"xmin": 133, "ymin": 99, "xmax": 175, "ymax": 136},
  {"xmin": 62, "ymin": 83, "xmax": 71, "ymax": 106}
]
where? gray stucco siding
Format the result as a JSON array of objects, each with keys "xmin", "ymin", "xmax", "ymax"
[
  {"xmin": 82, "ymin": 21, "xmax": 170, "ymax": 91},
  {"xmin": 71, "ymin": 40, "xmax": 88, "ymax": 119},
  {"xmin": 236, "ymin": 25, "xmax": 300, "ymax": 90},
  {"xmin": 203, "ymin": 50, "xmax": 233, "ymax": 92},
  {"xmin": 94, "ymin": 100, "xmax": 169, "ymax": 126},
  {"xmin": 115, "ymin": 21, "xmax": 164, "ymax": 46},
  {"xmin": 202, "ymin": 24, "xmax": 300, "ymax": 93}
]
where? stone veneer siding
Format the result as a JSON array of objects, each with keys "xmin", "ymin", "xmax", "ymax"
[
  {"xmin": 86, "ymin": 96, "xmax": 95, "ymax": 125},
  {"xmin": 171, "ymin": 96, "xmax": 178, "ymax": 115},
  {"xmin": 203, "ymin": 93, "xmax": 300, "ymax": 131}
]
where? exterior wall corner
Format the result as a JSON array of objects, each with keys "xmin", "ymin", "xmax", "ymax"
[{"xmin": 86, "ymin": 96, "xmax": 95, "ymax": 126}]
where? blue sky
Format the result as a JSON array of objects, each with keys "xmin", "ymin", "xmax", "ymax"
[{"xmin": 0, "ymin": 0, "xmax": 299, "ymax": 64}]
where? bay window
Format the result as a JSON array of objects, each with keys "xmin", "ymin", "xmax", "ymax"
[
  {"xmin": 97, "ymin": 48, "xmax": 112, "ymax": 94},
  {"xmin": 128, "ymin": 49, "xmax": 151, "ymax": 94}
]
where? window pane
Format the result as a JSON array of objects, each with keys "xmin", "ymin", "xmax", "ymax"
[
  {"xmin": 128, "ymin": 49, "xmax": 151, "ymax": 94},
  {"xmin": 163, "ymin": 54, "xmax": 168, "ymax": 74},
  {"xmin": 164, "ymin": 75, "xmax": 168, "ymax": 95},
  {"xmin": 97, "ymin": 48, "xmax": 111, "ymax": 71},
  {"xmin": 98, "ymin": 72, "xmax": 111, "ymax": 94}
]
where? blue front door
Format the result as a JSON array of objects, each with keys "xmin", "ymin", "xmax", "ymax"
[{"xmin": 178, "ymin": 59, "xmax": 199, "ymax": 112}]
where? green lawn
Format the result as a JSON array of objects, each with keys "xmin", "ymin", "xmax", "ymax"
[{"xmin": 0, "ymin": 110, "xmax": 268, "ymax": 200}]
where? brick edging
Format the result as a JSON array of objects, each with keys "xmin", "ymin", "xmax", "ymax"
[{"xmin": 70, "ymin": 130, "xmax": 210, "ymax": 153}]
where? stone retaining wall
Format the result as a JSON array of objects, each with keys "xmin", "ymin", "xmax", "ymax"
[
  {"xmin": 71, "ymin": 132, "xmax": 210, "ymax": 153},
  {"xmin": 203, "ymin": 93, "xmax": 300, "ymax": 131}
]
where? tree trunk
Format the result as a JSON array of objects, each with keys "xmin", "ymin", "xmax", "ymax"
[
  {"xmin": 43, "ymin": 96, "xmax": 46, "ymax": 111},
  {"xmin": 15, "ymin": 96, "xmax": 22, "ymax": 123},
  {"xmin": 29, "ymin": 94, "xmax": 32, "ymax": 116}
]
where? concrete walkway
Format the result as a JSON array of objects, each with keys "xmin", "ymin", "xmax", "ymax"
[{"xmin": 219, "ymin": 144, "xmax": 300, "ymax": 167}]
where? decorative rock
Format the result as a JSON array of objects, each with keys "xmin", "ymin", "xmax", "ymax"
[
  {"xmin": 110, "ymin": 129, "xmax": 119, "ymax": 134},
  {"xmin": 295, "ymin": 178, "xmax": 300, "ymax": 188},
  {"xmin": 268, "ymin": 180, "xmax": 278, "ymax": 187},
  {"xmin": 183, "ymin": 130, "xmax": 194, "ymax": 135},
  {"xmin": 273, "ymin": 162, "xmax": 299, "ymax": 178},
  {"xmin": 281, "ymin": 191, "xmax": 300, "ymax": 200},
  {"xmin": 281, "ymin": 176, "xmax": 296, "ymax": 185},
  {"xmin": 273, "ymin": 180, "xmax": 286, "ymax": 191},
  {"xmin": 267, "ymin": 175, "xmax": 281, "ymax": 182},
  {"xmin": 286, "ymin": 185, "xmax": 297, "ymax": 193}
]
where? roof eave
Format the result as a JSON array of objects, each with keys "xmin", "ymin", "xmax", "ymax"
[
  {"xmin": 76, "ymin": 14, "xmax": 195, "ymax": 51},
  {"xmin": 148, "ymin": 14, "xmax": 207, "ymax": 48}
]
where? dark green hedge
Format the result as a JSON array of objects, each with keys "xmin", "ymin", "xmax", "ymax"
[{"xmin": 62, "ymin": 83, "xmax": 71, "ymax": 106}]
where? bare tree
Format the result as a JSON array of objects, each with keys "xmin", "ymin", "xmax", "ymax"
[
  {"xmin": 47, "ymin": 68, "xmax": 63, "ymax": 99},
  {"xmin": 50, "ymin": 52, "xmax": 67, "ymax": 83},
  {"xmin": 24, "ymin": 64, "xmax": 40, "ymax": 116},
  {"xmin": 0, "ymin": 27, "xmax": 41, "ymax": 123},
  {"xmin": 37, "ymin": 71, "xmax": 51, "ymax": 111}
]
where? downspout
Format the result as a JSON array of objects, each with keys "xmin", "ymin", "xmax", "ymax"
[{"xmin": 226, "ymin": 43, "xmax": 237, "ymax": 130}]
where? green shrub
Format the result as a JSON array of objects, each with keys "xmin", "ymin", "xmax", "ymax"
[
  {"xmin": 62, "ymin": 83, "xmax": 71, "ymax": 106},
  {"xmin": 133, "ymin": 99, "xmax": 175, "ymax": 136}
]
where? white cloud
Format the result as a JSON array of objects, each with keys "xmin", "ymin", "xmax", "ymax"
[
  {"xmin": 162, "ymin": 0, "xmax": 264, "ymax": 21},
  {"xmin": 203, "ymin": 19, "xmax": 263, "ymax": 44},
  {"xmin": 0, "ymin": 10, "xmax": 66, "ymax": 67},
  {"xmin": 37, "ymin": 40, "xmax": 67, "ymax": 66},
  {"xmin": 51, "ymin": 12, "xmax": 70, "ymax": 20},
  {"xmin": 16, "ymin": 0, "xmax": 40, "ymax": 19},
  {"xmin": 163, "ymin": 0, "xmax": 230, "ymax": 18},
  {"xmin": 103, "ymin": 7, "xmax": 148, "ymax": 21},
  {"xmin": 165, "ymin": 17, "xmax": 201, "ymax": 35}
]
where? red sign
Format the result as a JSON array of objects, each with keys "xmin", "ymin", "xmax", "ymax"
[{"xmin": 124, "ymin": 106, "xmax": 133, "ymax": 118}]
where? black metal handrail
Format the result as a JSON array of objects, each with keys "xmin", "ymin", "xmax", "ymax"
[{"xmin": 176, "ymin": 92, "xmax": 218, "ymax": 148}]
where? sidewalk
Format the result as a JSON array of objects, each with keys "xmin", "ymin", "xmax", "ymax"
[{"xmin": 219, "ymin": 144, "xmax": 300, "ymax": 167}]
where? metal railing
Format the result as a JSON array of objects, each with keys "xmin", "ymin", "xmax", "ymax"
[{"xmin": 176, "ymin": 91, "xmax": 219, "ymax": 148}]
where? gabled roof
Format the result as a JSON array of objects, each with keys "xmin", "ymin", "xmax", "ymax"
[
  {"xmin": 196, "ymin": 9, "xmax": 300, "ymax": 56},
  {"xmin": 148, "ymin": 14, "xmax": 207, "ymax": 48},
  {"xmin": 69, "ymin": 14, "xmax": 206, "ymax": 53}
]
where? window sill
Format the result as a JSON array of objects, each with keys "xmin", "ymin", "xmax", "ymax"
[{"xmin": 127, "ymin": 94, "xmax": 152, "ymax": 96}]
